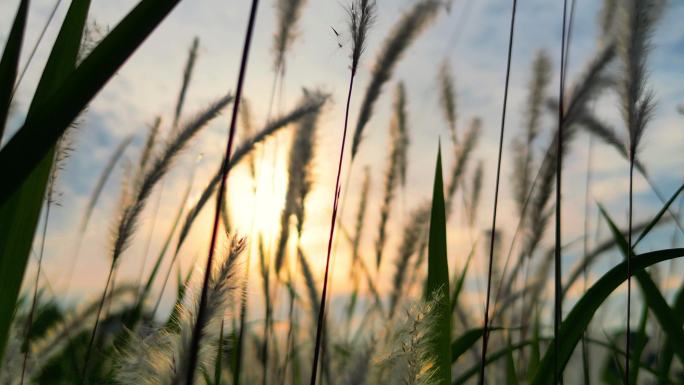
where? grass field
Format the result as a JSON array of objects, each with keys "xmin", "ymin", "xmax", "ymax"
[{"xmin": 0, "ymin": 0, "xmax": 683, "ymax": 384}]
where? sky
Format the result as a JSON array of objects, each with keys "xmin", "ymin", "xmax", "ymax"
[{"xmin": 1, "ymin": 0, "xmax": 683, "ymax": 324}]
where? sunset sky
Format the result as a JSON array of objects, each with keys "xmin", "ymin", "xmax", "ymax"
[{"xmin": 1, "ymin": 0, "xmax": 683, "ymax": 321}]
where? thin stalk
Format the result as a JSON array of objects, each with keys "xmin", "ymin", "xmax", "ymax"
[
  {"xmin": 581, "ymin": 134, "xmax": 594, "ymax": 385},
  {"xmin": 281, "ymin": 237, "xmax": 302, "ymax": 385},
  {"xmin": 626, "ymin": 160, "xmax": 634, "ymax": 383},
  {"xmin": 80, "ymin": 260, "xmax": 115, "ymax": 384},
  {"xmin": 10, "ymin": 0, "xmax": 63, "ymax": 101},
  {"xmin": 479, "ymin": 1, "xmax": 517, "ymax": 384},
  {"xmin": 19, "ymin": 198, "xmax": 52, "ymax": 385},
  {"xmin": 309, "ymin": 70, "xmax": 355, "ymax": 385},
  {"xmin": 554, "ymin": 1, "xmax": 569, "ymax": 384},
  {"xmin": 185, "ymin": 1, "xmax": 259, "ymax": 384}
]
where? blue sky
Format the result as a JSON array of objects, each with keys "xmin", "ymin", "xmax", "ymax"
[{"xmin": 1, "ymin": 0, "xmax": 683, "ymax": 322}]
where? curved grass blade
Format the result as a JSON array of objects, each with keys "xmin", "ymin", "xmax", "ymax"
[
  {"xmin": 451, "ymin": 327, "xmax": 502, "ymax": 364},
  {"xmin": 455, "ymin": 341, "xmax": 533, "ymax": 385},
  {"xmin": 0, "ymin": 0, "xmax": 30, "ymax": 139},
  {"xmin": 634, "ymin": 182, "xmax": 684, "ymax": 246},
  {"xmin": 529, "ymin": 247, "xmax": 684, "ymax": 385},
  {"xmin": 598, "ymin": 205, "xmax": 684, "ymax": 367},
  {"xmin": 450, "ymin": 245, "xmax": 474, "ymax": 314},
  {"xmin": 0, "ymin": 0, "xmax": 186, "ymax": 203},
  {"xmin": 456, "ymin": 336, "xmax": 673, "ymax": 385},
  {"xmin": 425, "ymin": 144, "xmax": 451, "ymax": 385},
  {"xmin": 0, "ymin": 0, "xmax": 91, "ymax": 366},
  {"xmin": 506, "ymin": 336, "xmax": 519, "ymax": 385}
]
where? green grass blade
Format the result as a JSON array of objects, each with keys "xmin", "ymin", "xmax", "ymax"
[
  {"xmin": 0, "ymin": 0, "xmax": 91, "ymax": 366},
  {"xmin": 630, "ymin": 305, "xmax": 648, "ymax": 385},
  {"xmin": 425, "ymin": 144, "xmax": 451, "ymax": 385},
  {"xmin": 506, "ymin": 337, "xmax": 520, "ymax": 385},
  {"xmin": 454, "ymin": 341, "xmax": 533, "ymax": 385},
  {"xmin": 215, "ymin": 321, "xmax": 224, "ymax": 385},
  {"xmin": 0, "ymin": 0, "xmax": 30, "ymax": 139},
  {"xmin": 451, "ymin": 328, "xmax": 484, "ymax": 363},
  {"xmin": 451, "ymin": 327, "xmax": 501, "ymax": 364},
  {"xmin": 0, "ymin": 0, "xmax": 185, "ymax": 203},
  {"xmin": 455, "ymin": 335, "xmax": 670, "ymax": 385},
  {"xmin": 599, "ymin": 205, "xmax": 684, "ymax": 368},
  {"xmin": 528, "ymin": 247, "xmax": 684, "ymax": 385},
  {"xmin": 634, "ymin": 182, "xmax": 684, "ymax": 246},
  {"xmin": 450, "ymin": 245, "xmax": 474, "ymax": 314},
  {"xmin": 657, "ymin": 281, "xmax": 684, "ymax": 384},
  {"xmin": 527, "ymin": 312, "xmax": 541, "ymax": 383}
]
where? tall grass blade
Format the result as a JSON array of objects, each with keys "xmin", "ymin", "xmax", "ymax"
[
  {"xmin": 0, "ymin": 0, "xmax": 187, "ymax": 203},
  {"xmin": 554, "ymin": 2, "xmax": 570, "ymax": 382},
  {"xmin": 450, "ymin": 247, "xmax": 473, "ymax": 314},
  {"xmin": 0, "ymin": 0, "xmax": 91, "ymax": 366},
  {"xmin": 506, "ymin": 337, "xmax": 519, "ymax": 385},
  {"xmin": 425, "ymin": 144, "xmax": 451, "ymax": 385},
  {"xmin": 0, "ymin": 0, "xmax": 29, "ymax": 140}
]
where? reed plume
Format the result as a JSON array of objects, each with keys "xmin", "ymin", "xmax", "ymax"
[
  {"xmin": 345, "ymin": 167, "xmax": 371, "ymax": 327},
  {"xmin": 348, "ymin": 0, "xmax": 376, "ymax": 76},
  {"xmin": 81, "ymin": 93, "xmax": 233, "ymax": 380},
  {"xmin": 444, "ymin": 118, "xmax": 480, "ymax": 217},
  {"xmin": 375, "ymin": 83, "xmax": 409, "ymax": 268},
  {"xmin": 512, "ymin": 50, "xmax": 550, "ymax": 216},
  {"xmin": 175, "ymin": 91, "xmax": 329, "ymax": 255},
  {"xmin": 468, "ymin": 161, "xmax": 483, "ymax": 227},
  {"xmin": 275, "ymin": 89, "xmax": 327, "ymax": 274},
  {"xmin": 389, "ymin": 203, "xmax": 431, "ymax": 318},
  {"xmin": 273, "ymin": 0, "xmax": 309, "ymax": 72},
  {"xmin": 502, "ymin": 42, "xmax": 618, "ymax": 298},
  {"xmin": 438, "ymin": 61, "xmax": 458, "ymax": 146},
  {"xmin": 239, "ymin": 99, "xmax": 257, "ymax": 182},
  {"xmin": 111, "ymin": 94, "xmax": 233, "ymax": 265},
  {"xmin": 135, "ymin": 118, "xmax": 161, "ymax": 189},
  {"xmin": 599, "ymin": 0, "xmax": 619, "ymax": 39},
  {"xmin": 115, "ymin": 238, "xmax": 244, "ymax": 385},
  {"xmin": 377, "ymin": 297, "xmax": 441, "ymax": 385},
  {"xmin": 617, "ymin": 0, "xmax": 662, "ymax": 379},
  {"xmin": 351, "ymin": 0, "xmax": 441, "ymax": 159},
  {"xmin": 173, "ymin": 38, "xmax": 199, "ymax": 128},
  {"xmin": 353, "ymin": 167, "xmax": 371, "ymax": 269}
]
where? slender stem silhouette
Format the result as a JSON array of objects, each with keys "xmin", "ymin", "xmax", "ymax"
[
  {"xmin": 478, "ymin": 1, "xmax": 517, "ymax": 384},
  {"xmin": 309, "ymin": 70, "xmax": 355, "ymax": 385},
  {"xmin": 555, "ymin": 1, "xmax": 569, "ymax": 384},
  {"xmin": 185, "ymin": 1, "xmax": 259, "ymax": 384}
]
